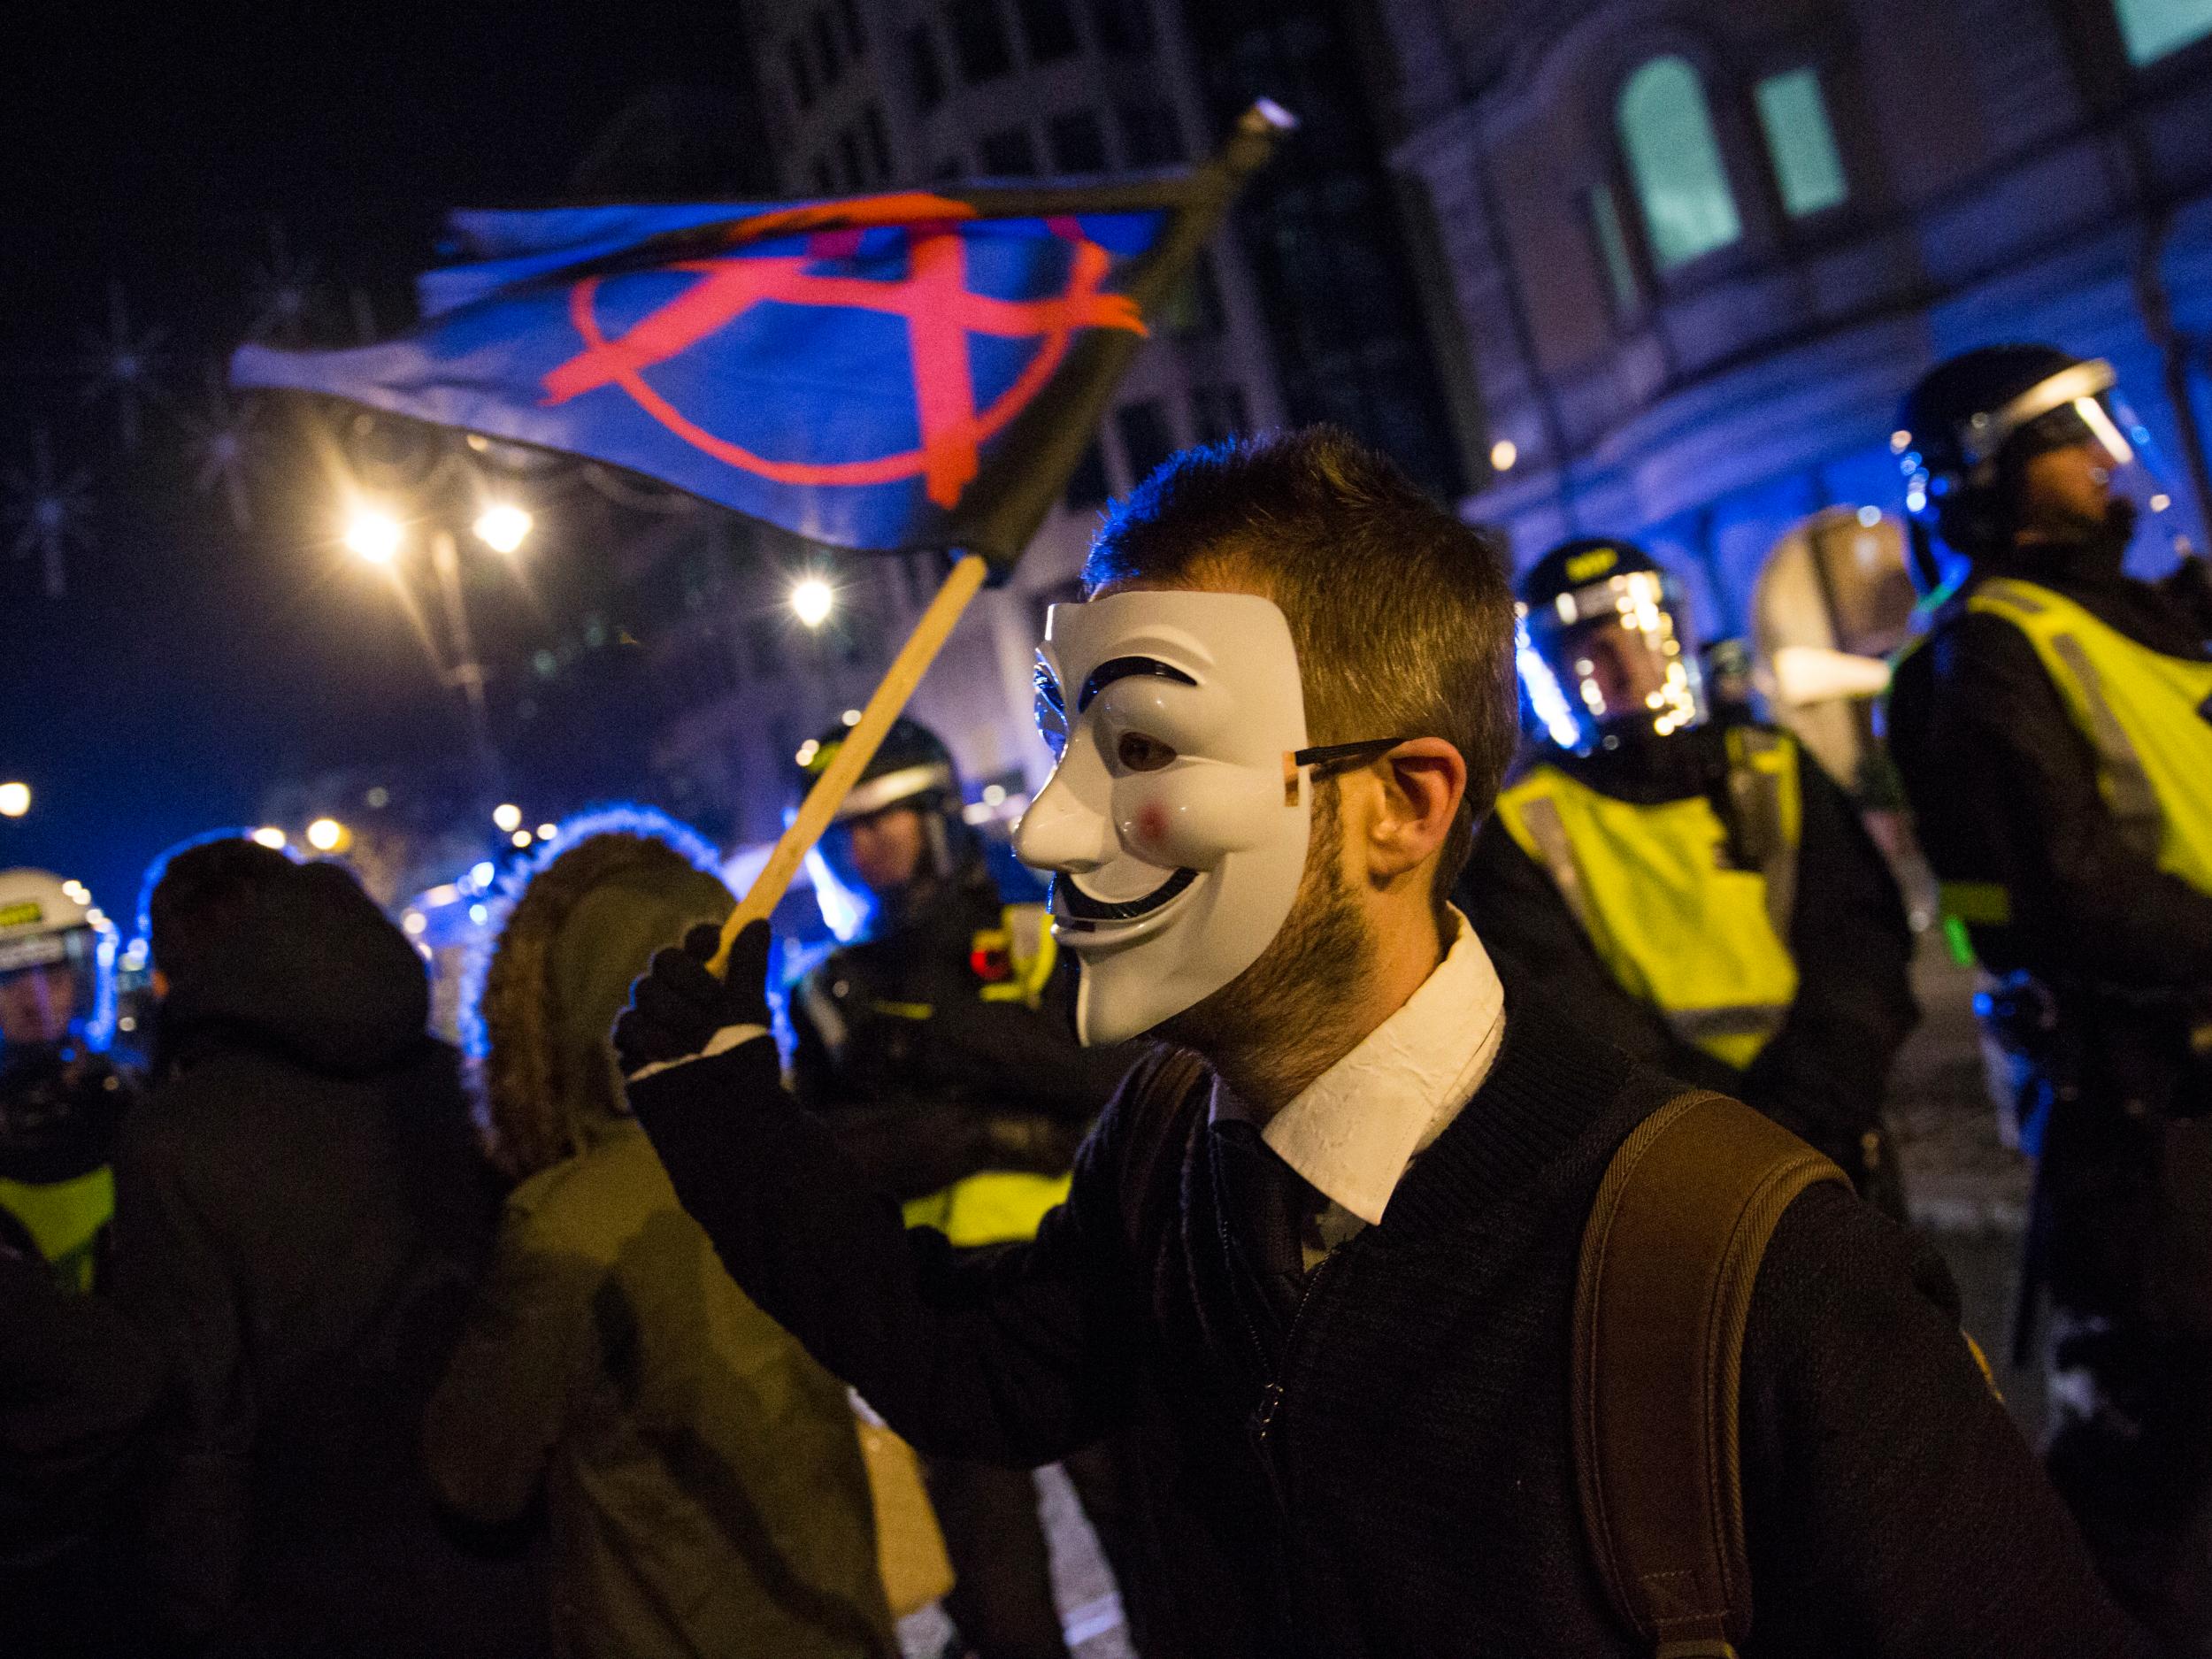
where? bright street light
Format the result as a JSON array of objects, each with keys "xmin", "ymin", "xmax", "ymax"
[
  {"xmin": 535, "ymin": 823, "xmax": 558, "ymax": 841},
  {"xmin": 791, "ymin": 577, "xmax": 834, "ymax": 628},
  {"xmin": 1490, "ymin": 439, "xmax": 1518, "ymax": 472},
  {"xmin": 305, "ymin": 818, "xmax": 348, "ymax": 852},
  {"xmin": 492, "ymin": 803, "xmax": 523, "ymax": 833},
  {"xmin": 343, "ymin": 508, "xmax": 405, "ymax": 565},
  {"xmin": 473, "ymin": 503, "xmax": 534, "ymax": 555},
  {"xmin": 0, "ymin": 782, "xmax": 28, "ymax": 818},
  {"xmin": 251, "ymin": 826, "xmax": 288, "ymax": 849}
]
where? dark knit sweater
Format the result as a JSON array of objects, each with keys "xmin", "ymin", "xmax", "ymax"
[{"xmin": 630, "ymin": 990, "xmax": 2143, "ymax": 1657}]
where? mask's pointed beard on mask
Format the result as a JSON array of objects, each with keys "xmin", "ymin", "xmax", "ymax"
[{"xmin": 1160, "ymin": 777, "xmax": 1372, "ymax": 1077}]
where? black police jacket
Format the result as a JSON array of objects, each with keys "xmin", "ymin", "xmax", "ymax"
[
  {"xmin": 787, "ymin": 864, "xmax": 1133, "ymax": 1201},
  {"xmin": 1455, "ymin": 724, "xmax": 1916, "ymax": 1204},
  {"xmin": 1886, "ymin": 550, "xmax": 2212, "ymax": 1001}
]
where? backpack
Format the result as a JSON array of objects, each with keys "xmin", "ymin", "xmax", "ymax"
[
  {"xmin": 1572, "ymin": 1088, "xmax": 1846, "ymax": 1658},
  {"xmin": 1115, "ymin": 1055, "xmax": 1844, "ymax": 1659}
]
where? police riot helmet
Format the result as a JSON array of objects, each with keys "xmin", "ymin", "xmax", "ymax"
[
  {"xmin": 790, "ymin": 717, "xmax": 966, "ymax": 936},
  {"xmin": 1895, "ymin": 344, "xmax": 2185, "ymax": 589},
  {"xmin": 0, "ymin": 870, "xmax": 102, "ymax": 1059},
  {"xmin": 1517, "ymin": 538, "xmax": 1706, "ymax": 755}
]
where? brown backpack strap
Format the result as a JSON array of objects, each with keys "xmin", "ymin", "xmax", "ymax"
[{"xmin": 1573, "ymin": 1089, "xmax": 1848, "ymax": 1659}]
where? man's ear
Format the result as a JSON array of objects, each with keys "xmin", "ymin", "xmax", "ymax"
[{"xmin": 1364, "ymin": 739, "xmax": 1466, "ymax": 883}]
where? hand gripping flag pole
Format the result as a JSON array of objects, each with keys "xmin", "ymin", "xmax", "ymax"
[{"xmin": 705, "ymin": 102, "xmax": 1294, "ymax": 972}]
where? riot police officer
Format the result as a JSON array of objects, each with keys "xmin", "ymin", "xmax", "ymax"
[
  {"xmin": 1457, "ymin": 538, "xmax": 1916, "ymax": 1216},
  {"xmin": 1886, "ymin": 343, "xmax": 2212, "ymax": 1647},
  {"xmin": 786, "ymin": 718, "xmax": 1134, "ymax": 1659},
  {"xmin": 0, "ymin": 869, "xmax": 136, "ymax": 1294}
]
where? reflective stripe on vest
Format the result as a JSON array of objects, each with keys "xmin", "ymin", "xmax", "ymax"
[
  {"xmin": 977, "ymin": 902, "xmax": 1058, "ymax": 1007},
  {"xmin": 1495, "ymin": 730, "xmax": 1802, "ymax": 1070},
  {"xmin": 0, "ymin": 1164, "xmax": 113, "ymax": 1294},
  {"xmin": 902, "ymin": 1171, "xmax": 1072, "ymax": 1248},
  {"xmin": 1969, "ymin": 579, "xmax": 2212, "ymax": 896}
]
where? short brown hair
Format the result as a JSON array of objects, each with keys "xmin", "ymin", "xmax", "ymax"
[{"xmin": 1084, "ymin": 427, "xmax": 1517, "ymax": 916}]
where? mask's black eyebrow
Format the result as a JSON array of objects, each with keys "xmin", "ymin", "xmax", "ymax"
[
  {"xmin": 1078, "ymin": 656, "xmax": 1195, "ymax": 712},
  {"xmin": 1033, "ymin": 658, "xmax": 1064, "ymax": 714}
]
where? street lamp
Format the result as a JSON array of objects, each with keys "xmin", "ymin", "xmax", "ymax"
[
  {"xmin": 251, "ymin": 826, "xmax": 288, "ymax": 849},
  {"xmin": 0, "ymin": 782, "xmax": 28, "ymax": 818},
  {"xmin": 493, "ymin": 803, "xmax": 522, "ymax": 833},
  {"xmin": 473, "ymin": 503, "xmax": 533, "ymax": 555},
  {"xmin": 791, "ymin": 577, "xmax": 834, "ymax": 628},
  {"xmin": 343, "ymin": 508, "xmax": 405, "ymax": 565},
  {"xmin": 305, "ymin": 817, "xmax": 348, "ymax": 852}
]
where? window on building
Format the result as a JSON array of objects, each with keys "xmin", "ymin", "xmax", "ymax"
[
  {"xmin": 1089, "ymin": 0, "xmax": 1152, "ymax": 53},
  {"xmin": 1161, "ymin": 249, "xmax": 1225, "ymax": 338},
  {"xmin": 1617, "ymin": 56, "xmax": 1742, "ymax": 271},
  {"xmin": 1116, "ymin": 99, "xmax": 1184, "ymax": 166},
  {"xmin": 1116, "ymin": 399, "xmax": 1176, "ymax": 482},
  {"xmin": 837, "ymin": 127, "xmax": 866, "ymax": 188},
  {"xmin": 812, "ymin": 11, "xmax": 844, "ymax": 85},
  {"xmin": 1586, "ymin": 183, "xmax": 1641, "ymax": 317},
  {"xmin": 2112, "ymin": 0, "xmax": 2212, "ymax": 62},
  {"xmin": 1017, "ymin": 0, "xmax": 1080, "ymax": 61},
  {"xmin": 1755, "ymin": 68, "xmax": 1848, "ymax": 218},
  {"xmin": 1047, "ymin": 109, "xmax": 1109, "ymax": 172},
  {"xmin": 948, "ymin": 0, "xmax": 1015, "ymax": 81},
  {"xmin": 907, "ymin": 26, "xmax": 945, "ymax": 112},
  {"xmin": 837, "ymin": 0, "xmax": 866, "ymax": 58},
  {"xmin": 1063, "ymin": 441, "xmax": 1110, "ymax": 511},
  {"xmin": 979, "ymin": 125, "xmax": 1039, "ymax": 175},
  {"xmin": 787, "ymin": 37, "xmax": 817, "ymax": 111},
  {"xmin": 863, "ymin": 104, "xmax": 895, "ymax": 180},
  {"xmin": 1189, "ymin": 385, "xmax": 1249, "ymax": 446}
]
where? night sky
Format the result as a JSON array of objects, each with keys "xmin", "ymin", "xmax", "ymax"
[{"xmin": 0, "ymin": 3, "xmax": 757, "ymax": 918}]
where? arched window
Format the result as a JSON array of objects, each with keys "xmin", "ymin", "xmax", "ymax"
[
  {"xmin": 1617, "ymin": 56, "xmax": 1742, "ymax": 271},
  {"xmin": 2112, "ymin": 0, "xmax": 2212, "ymax": 64}
]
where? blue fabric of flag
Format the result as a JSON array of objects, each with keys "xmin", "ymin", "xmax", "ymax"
[{"xmin": 233, "ymin": 196, "xmax": 1166, "ymax": 554}]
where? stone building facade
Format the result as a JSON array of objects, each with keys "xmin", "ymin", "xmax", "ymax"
[{"xmin": 1379, "ymin": 0, "xmax": 2212, "ymax": 634}]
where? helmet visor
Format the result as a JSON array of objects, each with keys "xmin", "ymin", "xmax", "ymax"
[
  {"xmin": 1985, "ymin": 365, "xmax": 2188, "ymax": 559},
  {"xmin": 1520, "ymin": 569, "xmax": 1705, "ymax": 750}
]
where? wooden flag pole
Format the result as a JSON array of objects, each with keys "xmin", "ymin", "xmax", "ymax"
[{"xmin": 709, "ymin": 551, "xmax": 992, "ymax": 973}]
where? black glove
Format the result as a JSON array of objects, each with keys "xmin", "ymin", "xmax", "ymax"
[{"xmin": 613, "ymin": 919, "xmax": 772, "ymax": 1079}]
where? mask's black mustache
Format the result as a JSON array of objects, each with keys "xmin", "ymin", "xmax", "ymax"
[{"xmin": 1050, "ymin": 867, "xmax": 1197, "ymax": 922}]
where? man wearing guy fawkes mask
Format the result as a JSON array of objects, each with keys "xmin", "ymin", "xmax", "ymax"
[
  {"xmin": 1887, "ymin": 344, "xmax": 2212, "ymax": 1647},
  {"xmin": 1456, "ymin": 538, "xmax": 1916, "ymax": 1217},
  {"xmin": 785, "ymin": 717, "xmax": 1135, "ymax": 1659},
  {"xmin": 617, "ymin": 430, "xmax": 2137, "ymax": 1656}
]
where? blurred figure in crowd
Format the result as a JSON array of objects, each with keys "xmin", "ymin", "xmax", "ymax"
[
  {"xmin": 426, "ymin": 818, "xmax": 894, "ymax": 1659},
  {"xmin": 116, "ymin": 839, "xmax": 542, "ymax": 1656},
  {"xmin": 1461, "ymin": 538, "xmax": 1916, "ymax": 1215},
  {"xmin": 0, "ymin": 868, "xmax": 139, "ymax": 1293},
  {"xmin": 1888, "ymin": 344, "xmax": 2212, "ymax": 1647},
  {"xmin": 786, "ymin": 719, "xmax": 1141, "ymax": 1659},
  {"xmin": 0, "ymin": 1207, "xmax": 159, "ymax": 1655}
]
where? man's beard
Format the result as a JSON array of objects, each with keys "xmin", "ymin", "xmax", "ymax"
[{"xmin": 1159, "ymin": 776, "xmax": 1374, "ymax": 1064}]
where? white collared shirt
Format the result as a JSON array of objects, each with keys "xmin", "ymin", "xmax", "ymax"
[{"xmin": 1212, "ymin": 907, "xmax": 1507, "ymax": 1233}]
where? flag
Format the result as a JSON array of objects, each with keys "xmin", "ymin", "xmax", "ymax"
[{"xmin": 232, "ymin": 106, "xmax": 1291, "ymax": 566}]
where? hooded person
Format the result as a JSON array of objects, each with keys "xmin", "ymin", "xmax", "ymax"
[
  {"xmin": 113, "ymin": 838, "xmax": 543, "ymax": 1657},
  {"xmin": 615, "ymin": 429, "xmax": 2139, "ymax": 1655},
  {"xmin": 425, "ymin": 815, "xmax": 895, "ymax": 1659}
]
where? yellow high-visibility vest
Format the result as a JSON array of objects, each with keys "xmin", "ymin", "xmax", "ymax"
[
  {"xmin": 1494, "ymin": 728, "xmax": 1802, "ymax": 1070},
  {"xmin": 0, "ymin": 1164, "xmax": 113, "ymax": 1294},
  {"xmin": 1968, "ymin": 578, "xmax": 2212, "ymax": 899}
]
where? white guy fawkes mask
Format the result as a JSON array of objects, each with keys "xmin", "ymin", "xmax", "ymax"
[{"xmin": 1015, "ymin": 589, "xmax": 1329, "ymax": 1047}]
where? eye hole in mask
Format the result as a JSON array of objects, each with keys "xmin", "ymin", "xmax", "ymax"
[{"xmin": 1116, "ymin": 732, "xmax": 1176, "ymax": 772}]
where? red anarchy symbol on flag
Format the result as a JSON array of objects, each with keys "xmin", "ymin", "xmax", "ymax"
[{"xmin": 541, "ymin": 195, "xmax": 1148, "ymax": 509}]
